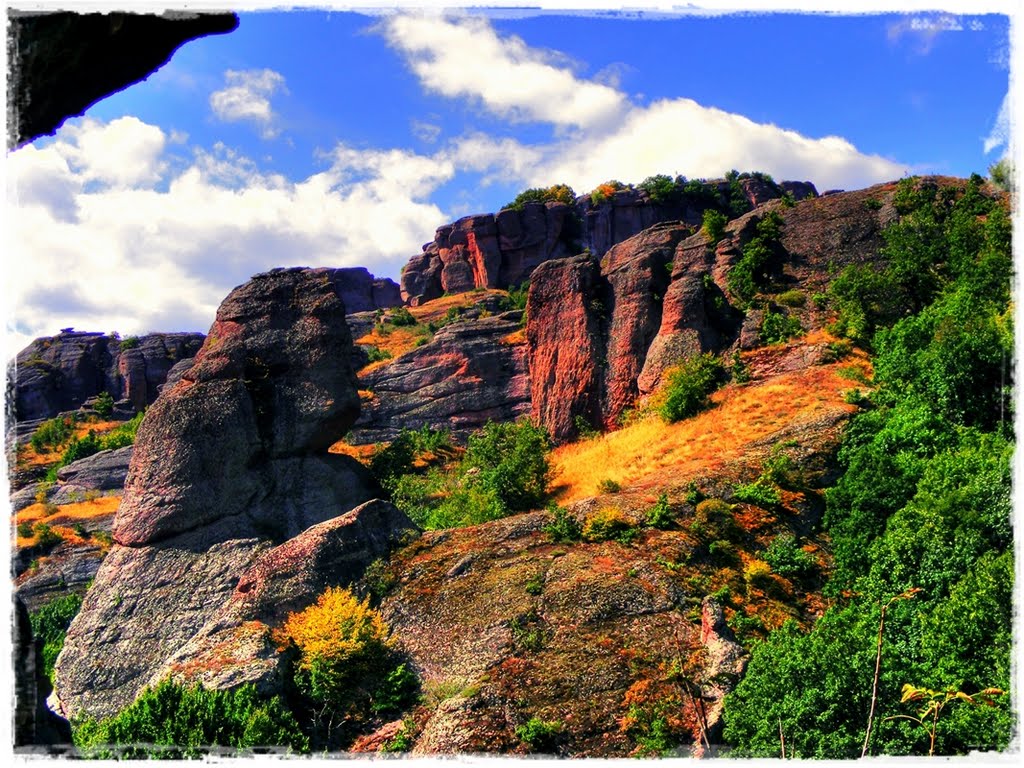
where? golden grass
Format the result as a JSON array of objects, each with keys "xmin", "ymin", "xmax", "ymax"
[
  {"xmin": 550, "ymin": 361, "xmax": 864, "ymax": 503},
  {"xmin": 328, "ymin": 440, "xmax": 376, "ymax": 462},
  {"xmin": 14, "ymin": 496, "xmax": 120, "ymax": 550},
  {"xmin": 357, "ymin": 290, "xmax": 511, "ymax": 367},
  {"xmin": 17, "ymin": 418, "xmax": 132, "ymax": 467}
]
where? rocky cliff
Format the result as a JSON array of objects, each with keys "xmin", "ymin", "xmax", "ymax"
[
  {"xmin": 53, "ymin": 267, "xmax": 413, "ymax": 719},
  {"xmin": 399, "ymin": 177, "xmax": 817, "ymax": 305}
]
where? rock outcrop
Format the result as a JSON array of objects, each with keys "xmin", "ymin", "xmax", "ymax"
[
  {"xmin": 350, "ymin": 310, "xmax": 530, "ymax": 445},
  {"xmin": 9, "ymin": 11, "xmax": 238, "ymax": 148},
  {"xmin": 399, "ymin": 179, "xmax": 818, "ymax": 306},
  {"xmin": 53, "ymin": 268, "xmax": 412, "ymax": 720},
  {"xmin": 10, "ymin": 330, "xmax": 204, "ymax": 423},
  {"xmin": 13, "ymin": 596, "xmax": 72, "ymax": 748},
  {"xmin": 523, "ymin": 181, "xmax": 903, "ymax": 441}
]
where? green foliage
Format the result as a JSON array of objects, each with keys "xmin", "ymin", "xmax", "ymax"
[
  {"xmin": 759, "ymin": 306, "xmax": 803, "ymax": 344},
  {"xmin": 515, "ymin": 717, "xmax": 563, "ymax": 752},
  {"xmin": 32, "ymin": 522, "xmax": 64, "ymax": 549},
  {"xmin": 385, "ymin": 420, "xmax": 552, "ymax": 531},
  {"xmin": 863, "ymin": 198, "xmax": 883, "ymax": 211},
  {"xmin": 499, "ymin": 284, "xmax": 530, "ymax": 312},
  {"xmin": 381, "ymin": 720, "xmax": 416, "ymax": 752},
  {"xmin": 775, "ymin": 289, "xmax": 806, "ymax": 307},
  {"xmin": 97, "ymin": 412, "xmax": 144, "ymax": 451},
  {"xmin": 72, "ymin": 680, "xmax": 308, "ymax": 758},
  {"xmin": 543, "ymin": 503, "xmax": 582, "ymax": 543},
  {"xmin": 118, "ymin": 335, "xmax": 140, "ymax": 350},
  {"xmin": 763, "ymin": 534, "xmax": 816, "ymax": 577},
  {"xmin": 730, "ymin": 350, "xmax": 751, "ymax": 384},
  {"xmin": 385, "ymin": 307, "xmax": 417, "ymax": 327},
  {"xmin": 638, "ymin": 174, "xmax": 681, "ymax": 205},
  {"xmin": 573, "ymin": 414, "xmax": 600, "ymax": 440},
  {"xmin": 590, "ymin": 179, "xmax": 627, "ymax": 205},
  {"xmin": 658, "ymin": 352, "xmax": 724, "ymax": 423},
  {"xmin": 988, "ymin": 158, "xmax": 1012, "ymax": 192},
  {"xmin": 59, "ymin": 431, "xmax": 102, "ymax": 466},
  {"xmin": 30, "ymin": 592, "xmax": 83, "ymax": 681},
  {"xmin": 727, "ymin": 211, "xmax": 785, "ymax": 303},
  {"xmin": 17, "ymin": 521, "xmax": 33, "ymax": 537},
  {"xmin": 30, "ymin": 414, "xmax": 77, "ymax": 453},
  {"xmin": 645, "ymin": 493, "xmax": 674, "ymax": 529},
  {"xmin": 689, "ymin": 499, "xmax": 739, "ymax": 543},
  {"xmin": 701, "ymin": 208, "xmax": 728, "ymax": 245},
  {"xmin": 524, "ymin": 573, "xmax": 544, "ymax": 596},
  {"xmin": 94, "ymin": 391, "xmax": 114, "ymax": 417},
  {"xmin": 504, "ymin": 184, "xmax": 576, "ymax": 211},
  {"xmin": 364, "ymin": 345, "xmax": 393, "ymax": 363},
  {"xmin": 510, "ymin": 610, "xmax": 547, "ymax": 652},
  {"xmin": 370, "ymin": 663, "xmax": 419, "ymax": 716},
  {"xmin": 732, "ymin": 476, "xmax": 781, "ymax": 508},
  {"xmin": 582, "ymin": 507, "xmax": 638, "ymax": 545},
  {"xmin": 597, "ymin": 478, "xmax": 621, "ymax": 494}
]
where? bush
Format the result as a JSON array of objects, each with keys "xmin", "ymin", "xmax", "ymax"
[
  {"xmin": 645, "ymin": 493, "xmax": 674, "ymax": 529},
  {"xmin": 727, "ymin": 211, "xmax": 785, "ymax": 304},
  {"xmin": 385, "ymin": 307, "xmax": 417, "ymax": 327},
  {"xmin": 638, "ymin": 174, "xmax": 681, "ymax": 205},
  {"xmin": 516, "ymin": 717, "xmax": 563, "ymax": 752},
  {"xmin": 590, "ymin": 179, "xmax": 626, "ymax": 205},
  {"xmin": 30, "ymin": 414, "xmax": 77, "ymax": 453},
  {"xmin": 743, "ymin": 559, "xmax": 773, "ymax": 588},
  {"xmin": 505, "ymin": 184, "xmax": 576, "ymax": 211},
  {"xmin": 365, "ymin": 345, "xmax": 393, "ymax": 363},
  {"xmin": 72, "ymin": 680, "xmax": 307, "ymax": 758},
  {"xmin": 708, "ymin": 539, "xmax": 740, "ymax": 566},
  {"xmin": 759, "ymin": 307, "xmax": 803, "ymax": 344},
  {"xmin": 98, "ymin": 412, "xmax": 144, "ymax": 451},
  {"xmin": 776, "ymin": 289, "xmax": 806, "ymax": 307},
  {"xmin": 583, "ymin": 507, "xmax": 638, "ymax": 545},
  {"xmin": 462, "ymin": 419, "xmax": 552, "ymax": 513},
  {"xmin": 94, "ymin": 391, "xmax": 114, "ymax": 418},
  {"xmin": 659, "ymin": 353, "xmax": 725, "ymax": 423},
  {"xmin": 763, "ymin": 534, "xmax": 817, "ymax": 577},
  {"xmin": 702, "ymin": 208, "xmax": 728, "ymax": 245},
  {"xmin": 32, "ymin": 522, "xmax": 63, "ymax": 549},
  {"xmin": 30, "ymin": 592, "xmax": 83, "ymax": 681},
  {"xmin": 17, "ymin": 521, "xmax": 33, "ymax": 538},
  {"xmin": 597, "ymin": 478, "xmax": 621, "ymax": 494},
  {"xmin": 732, "ymin": 477, "xmax": 781, "ymax": 508},
  {"xmin": 276, "ymin": 586, "xmax": 414, "ymax": 743},
  {"xmin": 690, "ymin": 499, "xmax": 740, "ymax": 542},
  {"xmin": 543, "ymin": 504, "xmax": 582, "ymax": 542}
]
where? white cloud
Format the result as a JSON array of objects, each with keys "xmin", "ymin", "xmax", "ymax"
[
  {"xmin": 887, "ymin": 14, "xmax": 967, "ymax": 55},
  {"xmin": 983, "ymin": 91, "xmax": 1010, "ymax": 155},
  {"xmin": 5, "ymin": 118, "xmax": 451, "ymax": 351},
  {"xmin": 209, "ymin": 69, "xmax": 287, "ymax": 139},
  {"xmin": 380, "ymin": 13, "xmax": 627, "ymax": 131},
  {"xmin": 381, "ymin": 13, "xmax": 907, "ymax": 193}
]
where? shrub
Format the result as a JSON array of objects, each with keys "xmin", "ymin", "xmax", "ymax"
[
  {"xmin": 760, "ymin": 306, "xmax": 803, "ymax": 345},
  {"xmin": 516, "ymin": 717, "xmax": 563, "ymax": 752},
  {"xmin": 763, "ymin": 534, "xmax": 817, "ymax": 577},
  {"xmin": 638, "ymin": 174, "xmax": 681, "ymax": 205},
  {"xmin": 386, "ymin": 307, "xmax": 417, "ymax": 327},
  {"xmin": 276, "ymin": 586, "xmax": 414, "ymax": 742},
  {"xmin": 597, "ymin": 478, "xmax": 621, "ymax": 494},
  {"xmin": 583, "ymin": 507, "xmax": 638, "ymax": 545},
  {"xmin": 505, "ymin": 184, "xmax": 576, "ymax": 211},
  {"xmin": 776, "ymin": 289, "xmax": 806, "ymax": 307},
  {"xmin": 17, "ymin": 521, "xmax": 33, "ymax": 538},
  {"xmin": 543, "ymin": 504, "xmax": 582, "ymax": 543},
  {"xmin": 30, "ymin": 414, "xmax": 77, "ymax": 453},
  {"xmin": 708, "ymin": 539, "xmax": 740, "ymax": 566},
  {"xmin": 29, "ymin": 591, "xmax": 83, "ymax": 681},
  {"xmin": 118, "ymin": 336, "xmax": 140, "ymax": 350},
  {"xmin": 732, "ymin": 477, "xmax": 782, "ymax": 508},
  {"xmin": 72, "ymin": 680, "xmax": 307, "ymax": 758},
  {"xmin": 93, "ymin": 391, "xmax": 114, "ymax": 418},
  {"xmin": 590, "ymin": 179, "xmax": 626, "ymax": 205},
  {"xmin": 690, "ymin": 499, "xmax": 740, "ymax": 542},
  {"xmin": 702, "ymin": 208, "xmax": 728, "ymax": 245},
  {"xmin": 365, "ymin": 345, "xmax": 393, "ymax": 363},
  {"xmin": 462, "ymin": 419, "xmax": 552, "ymax": 513},
  {"xmin": 727, "ymin": 210, "xmax": 785, "ymax": 303},
  {"xmin": 645, "ymin": 492, "xmax": 674, "ymax": 529},
  {"xmin": 659, "ymin": 353, "xmax": 725, "ymax": 423},
  {"xmin": 33, "ymin": 522, "xmax": 63, "ymax": 550},
  {"xmin": 743, "ymin": 559, "xmax": 773, "ymax": 588},
  {"xmin": 864, "ymin": 198, "xmax": 883, "ymax": 211},
  {"xmin": 525, "ymin": 573, "xmax": 544, "ymax": 596},
  {"xmin": 730, "ymin": 350, "xmax": 751, "ymax": 384},
  {"xmin": 98, "ymin": 412, "xmax": 144, "ymax": 451}
]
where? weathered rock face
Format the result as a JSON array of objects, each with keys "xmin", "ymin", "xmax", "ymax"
[
  {"xmin": 398, "ymin": 180, "xmax": 818, "ymax": 306},
  {"xmin": 10, "ymin": 331, "xmax": 205, "ymax": 423},
  {"xmin": 53, "ymin": 268, "xmax": 411, "ymax": 720},
  {"xmin": 527, "ymin": 255, "xmax": 607, "ymax": 442},
  {"xmin": 331, "ymin": 267, "xmax": 403, "ymax": 313},
  {"xmin": 350, "ymin": 311, "xmax": 530, "ymax": 445},
  {"xmin": 524, "ymin": 181, "xmax": 903, "ymax": 441},
  {"xmin": 401, "ymin": 203, "xmax": 579, "ymax": 305},
  {"xmin": 13, "ymin": 596, "xmax": 72, "ymax": 748}
]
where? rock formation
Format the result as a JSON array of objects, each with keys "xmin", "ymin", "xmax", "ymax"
[
  {"xmin": 350, "ymin": 310, "xmax": 530, "ymax": 445},
  {"xmin": 399, "ymin": 179, "xmax": 818, "ymax": 305},
  {"xmin": 10, "ymin": 331, "xmax": 204, "ymax": 424},
  {"xmin": 8, "ymin": 11, "xmax": 238, "ymax": 148},
  {"xmin": 53, "ymin": 268, "xmax": 413, "ymax": 720}
]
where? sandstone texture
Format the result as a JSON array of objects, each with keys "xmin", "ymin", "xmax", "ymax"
[{"xmin": 53, "ymin": 268, "xmax": 412, "ymax": 720}]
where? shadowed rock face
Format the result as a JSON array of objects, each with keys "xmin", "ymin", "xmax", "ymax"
[
  {"xmin": 53, "ymin": 268, "xmax": 413, "ymax": 721},
  {"xmin": 10, "ymin": 331, "xmax": 205, "ymax": 424},
  {"xmin": 8, "ymin": 11, "xmax": 238, "ymax": 148}
]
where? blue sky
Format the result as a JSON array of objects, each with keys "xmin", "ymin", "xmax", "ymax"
[{"xmin": 3, "ymin": 2, "xmax": 1015, "ymax": 355}]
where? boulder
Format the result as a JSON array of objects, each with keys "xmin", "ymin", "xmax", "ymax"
[
  {"xmin": 52, "ymin": 268, "xmax": 406, "ymax": 721},
  {"xmin": 54, "ymin": 445, "xmax": 133, "ymax": 495}
]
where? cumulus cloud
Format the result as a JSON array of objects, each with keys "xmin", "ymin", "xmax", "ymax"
[
  {"xmin": 380, "ymin": 13, "xmax": 627, "ymax": 130},
  {"xmin": 381, "ymin": 13, "xmax": 907, "ymax": 193},
  {"xmin": 209, "ymin": 69, "xmax": 287, "ymax": 138},
  {"xmin": 5, "ymin": 118, "xmax": 452, "ymax": 352}
]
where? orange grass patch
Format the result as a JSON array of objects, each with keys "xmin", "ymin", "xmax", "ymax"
[
  {"xmin": 328, "ymin": 440, "xmax": 376, "ymax": 463},
  {"xmin": 14, "ymin": 496, "xmax": 120, "ymax": 528},
  {"xmin": 17, "ymin": 418, "xmax": 133, "ymax": 467},
  {"xmin": 550, "ymin": 362, "xmax": 860, "ymax": 503}
]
